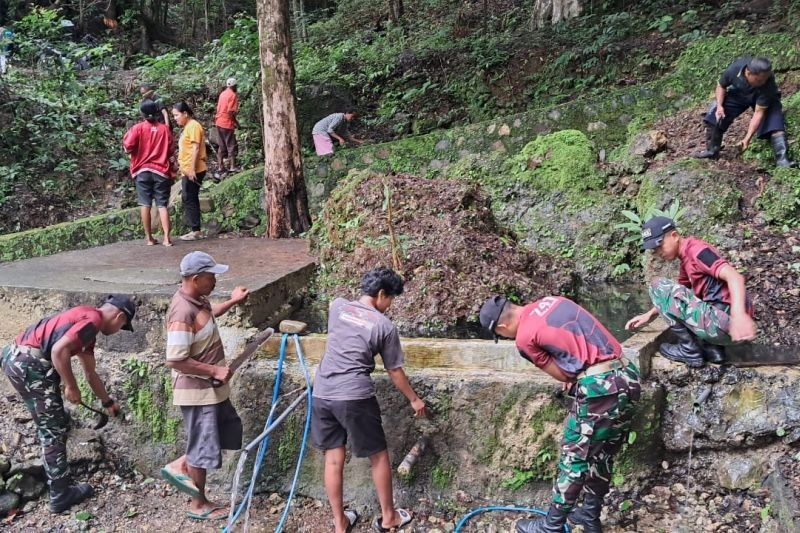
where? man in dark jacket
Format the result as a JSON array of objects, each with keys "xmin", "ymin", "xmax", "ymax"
[{"xmin": 695, "ymin": 56, "xmax": 794, "ymax": 167}]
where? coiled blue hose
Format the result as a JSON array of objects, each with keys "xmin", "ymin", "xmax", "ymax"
[{"xmin": 454, "ymin": 506, "xmax": 571, "ymax": 533}]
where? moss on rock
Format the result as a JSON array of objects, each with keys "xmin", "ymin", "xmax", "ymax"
[{"xmin": 506, "ymin": 130, "xmax": 601, "ymax": 196}]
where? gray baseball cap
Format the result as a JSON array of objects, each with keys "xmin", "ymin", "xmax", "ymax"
[
  {"xmin": 641, "ymin": 216, "xmax": 676, "ymax": 250},
  {"xmin": 180, "ymin": 251, "xmax": 229, "ymax": 277}
]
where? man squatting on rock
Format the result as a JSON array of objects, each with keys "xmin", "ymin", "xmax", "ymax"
[
  {"xmin": 1, "ymin": 295, "xmax": 135, "ymax": 513},
  {"xmin": 479, "ymin": 295, "xmax": 641, "ymax": 533},
  {"xmin": 311, "ymin": 268, "xmax": 426, "ymax": 533},
  {"xmin": 160, "ymin": 251, "xmax": 249, "ymax": 521},
  {"xmin": 626, "ymin": 216, "xmax": 757, "ymax": 368},
  {"xmin": 695, "ymin": 56, "xmax": 795, "ymax": 168}
]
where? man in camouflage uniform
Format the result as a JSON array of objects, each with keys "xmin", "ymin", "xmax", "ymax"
[
  {"xmin": 480, "ymin": 295, "xmax": 641, "ymax": 533},
  {"xmin": 1, "ymin": 295, "xmax": 135, "ymax": 513},
  {"xmin": 626, "ymin": 216, "xmax": 756, "ymax": 367}
]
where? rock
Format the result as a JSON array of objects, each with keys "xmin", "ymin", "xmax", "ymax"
[
  {"xmin": 0, "ymin": 492, "xmax": 20, "ymax": 515},
  {"xmin": 621, "ymin": 93, "xmax": 637, "ymax": 106},
  {"xmin": 238, "ymin": 214, "xmax": 261, "ymax": 231},
  {"xmin": 198, "ymin": 195, "xmax": 214, "ymax": 213},
  {"xmin": 497, "ymin": 124, "xmax": 511, "ymax": 136},
  {"xmin": 485, "ymin": 124, "xmax": 496, "ymax": 134},
  {"xmin": 361, "ymin": 154, "xmax": 374, "ymax": 165},
  {"xmin": 629, "ymin": 130, "xmax": 668, "ymax": 158},
  {"xmin": 6, "ymin": 473, "xmax": 45, "ymax": 500},
  {"xmin": 587, "ymin": 121, "xmax": 608, "ymax": 132},
  {"xmin": 22, "ymin": 500, "xmax": 37, "ymax": 513},
  {"xmin": 717, "ymin": 455, "xmax": 769, "ymax": 490},
  {"xmin": 7, "ymin": 460, "xmax": 46, "ymax": 481},
  {"xmin": 435, "ymin": 140, "xmax": 451, "ymax": 152},
  {"xmin": 490, "ymin": 140, "xmax": 506, "ymax": 153},
  {"xmin": 314, "ymin": 164, "xmax": 328, "ymax": 178},
  {"xmin": 376, "ymin": 149, "xmax": 390, "ymax": 160},
  {"xmin": 455, "ymin": 490, "xmax": 473, "ymax": 504},
  {"xmin": 330, "ymin": 159, "xmax": 346, "ymax": 171},
  {"xmin": 547, "ymin": 109, "xmax": 562, "ymax": 121},
  {"xmin": 0, "ymin": 456, "xmax": 9, "ymax": 477}
]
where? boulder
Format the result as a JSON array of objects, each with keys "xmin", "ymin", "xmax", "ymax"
[
  {"xmin": 7, "ymin": 459, "xmax": 45, "ymax": 481},
  {"xmin": 629, "ymin": 130, "xmax": 668, "ymax": 158},
  {"xmin": 716, "ymin": 455, "xmax": 769, "ymax": 490},
  {"xmin": 6, "ymin": 473, "xmax": 45, "ymax": 501},
  {"xmin": 0, "ymin": 492, "xmax": 20, "ymax": 516}
]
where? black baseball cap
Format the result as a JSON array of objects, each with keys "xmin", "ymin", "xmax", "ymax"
[
  {"xmin": 479, "ymin": 295, "xmax": 508, "ymax": 343},
  {"xmin": 641, "ymin": 216, "xmax": 676, "ymax": 251},
  {"xmin": 105, "ymin": 294, "xmax": 136, "ymax": 331}
]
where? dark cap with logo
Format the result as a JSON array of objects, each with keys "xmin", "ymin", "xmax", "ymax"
[
  {"xmin": 105, "ymin": 294, "xmax": 136, "ymax": 331},
  {"xmin": 641, "ymin": 216, "xmax": 676, "ymax": 251},
  {"xmin": 479, "ymin": 295, "xmax": 508, "ymax": 343}
]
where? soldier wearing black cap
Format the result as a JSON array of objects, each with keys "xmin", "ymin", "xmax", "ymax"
[
  {"xmin": 695, "ymin": 56, "xmax": 795, "ymax": 168},
  {"xmin": 626, "ymin": 216, "xmax": 756, "ymax": 367},
  {"xmin": 478, "ymin": 295, "xmax": 640, "ymax": 533},
  {"xmin": 0, "ymin": 294, "xmax": 135, "ymax": 513}
]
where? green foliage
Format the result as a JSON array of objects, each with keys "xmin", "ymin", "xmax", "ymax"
[
  {"xmin": 501, "ymin": 435, "xmax": 558, "ymax": 489},
  {"xmin": 757, "ymin": 169, "xmax": 800, "ymax": 227},
  {"xmin": 506, "ymin": 130, "xmax": 601, "ymax": 196},
  {"xmin": 431, "ymin": 463, "xmax": 456, "ymax": 490},
  {"xmin": 615, "ymin": 199, "xmax": 687, "ymax": 247},
  {"xmin": 671, "ymin": 32, "xmax": 800, "ymax": 96},
  {"xmin": 121, "ymin": 359, "xmax": 181, "ymax": 444}
]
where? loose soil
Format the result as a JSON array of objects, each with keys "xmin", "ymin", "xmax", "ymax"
[{"xmin": 312, "ymin": 173, "xmax": 575, "ymax": 334}]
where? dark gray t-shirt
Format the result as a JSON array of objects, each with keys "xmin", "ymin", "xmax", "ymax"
[{"xmin": 312, "ymin": 298, "xmax": 404, "ymax": 401}]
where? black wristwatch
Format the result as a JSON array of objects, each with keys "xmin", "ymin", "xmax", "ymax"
[{"xmin": 102, "ymin": 398, "xmax": 116, "ymax": 408}]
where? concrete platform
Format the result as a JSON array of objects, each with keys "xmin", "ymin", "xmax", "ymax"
[{"xmin": 0, "ymin": 237, "xmax": 316, "ymax": 351}]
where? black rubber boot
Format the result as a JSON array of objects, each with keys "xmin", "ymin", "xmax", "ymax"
[
  {"xmin": 49, "ymin": 478, "xmax": 94, "ymax": 514},
  {"xmin": 695, "ymin": 124, "xmax": 723, "ymax": 159},
  {"xmin": 659, "ymin": 324, "xmax": 705, "ymax": 368},
  {"xmin": 568, "ymin": 493, "xmax": 604, "ymax": 533},
  {"xmin": 699, "ymin": 340, "xmax": 726, "ymax": 364},
  {"xmin": 516, "ymin": 505, "xmax": 568, "ymax": 533},
  {"xmin": 771, "ymin": 134, "xmax": 796, "ymax": 168}
]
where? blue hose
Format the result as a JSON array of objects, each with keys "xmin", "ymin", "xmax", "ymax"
[
  {"xmin": 224, "ymin": 334, "xmax": 287, "ymax": 531},
  {"xmin": 454, "ymin": 506, "xmax": 571, "ymax": 533},
  {"xmin": 275, "ymin": 334, "xmax": 313, "ymax": 532}
]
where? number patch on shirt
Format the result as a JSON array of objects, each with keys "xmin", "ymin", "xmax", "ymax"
[{"xmin": 532, "ymin": 296, "xmax": 559, "ymax": 317}]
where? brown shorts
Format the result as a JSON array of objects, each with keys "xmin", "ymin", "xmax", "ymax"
[{"xmin": 217, "ymin": 126, "xmax": 238, "ymax": 159}]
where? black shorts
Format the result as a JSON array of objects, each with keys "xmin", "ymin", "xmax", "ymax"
[
  {"xmin": 135, "ymin": 171, "xmax": 172, "ymax": 208},
  {"xmin": 311, "ymin": 396, "xmax": 387, "ymax": 458},
  {"xmin": 180, "ymin": 399, "xmax": 243, "ymax": 470}
]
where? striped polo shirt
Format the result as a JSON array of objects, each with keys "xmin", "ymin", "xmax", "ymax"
[{"xmin": 166, "ymin": 289, "xmax": 229, "ymax": 406}]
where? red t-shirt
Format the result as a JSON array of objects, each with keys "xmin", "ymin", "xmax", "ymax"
[
  {"xmin": 15, "ymin": 306, "xmax": 103, "ymax": 360},
  {"xmin": 215, "ymin": 88, "xmax": 239, "ymax": 130},
  {"xmin": 678, "ymin": 236, "xmax": 735, "ymax": 307},
  {"xmin": 123, "ymin": 120, "xmax": 174, "ymax": 179},
  {"xmin": 516, "ymin": 296, "xmax": 621, "ymax": 377}
]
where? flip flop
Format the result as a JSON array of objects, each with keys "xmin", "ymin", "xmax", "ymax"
[
  {"xmin": 372, "ymin": 508, "xmax": 413, "ymax": 532},
  {"xmin": 186, "ymin": 506, "xmax": 227, "ymax": 521},
  {"xmin": 160, "ymin": 467, "xmax": 200, "ymax": 499},
  {"xmin": 344, "ymin": 509, "xmax": 359, "ymax": 532}
]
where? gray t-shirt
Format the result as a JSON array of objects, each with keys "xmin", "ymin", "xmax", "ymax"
[
  {"xmin": 312, "ymin": 298, "xmax": 405, "ymax": 401},
  {"xmin": 312, "ymin": 113, "xmax": 347, "ymax": 137}
]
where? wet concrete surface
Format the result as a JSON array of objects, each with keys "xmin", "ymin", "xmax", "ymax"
[{"xmin": 0, "ymin": 236, "xmax": 315, "ymax": 298}]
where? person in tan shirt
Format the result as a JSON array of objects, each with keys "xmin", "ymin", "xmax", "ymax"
[{"xmin": 160, "ymin": 251, "xmax": 249, "ymax": 521}]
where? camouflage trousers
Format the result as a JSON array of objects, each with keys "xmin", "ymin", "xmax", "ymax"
[
  {"xmin": 1, "ymin": 345, "xmax": 71, "ymax": 482},
  {"xmin": 552, "ymin": 361, "xmax": 641, "ymax": 512},
  {"xmin": 648, "ymin": 277, "xmax": 733, "ymax": 345}
]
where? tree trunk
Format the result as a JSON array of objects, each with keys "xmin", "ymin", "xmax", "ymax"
[
  {"xmin": 531, "ymin": 0, "xmax": 582, "ymax": 29},
  {"xmin": 256, "ymin": 0, "xmax": 312, "ymax": 238}
]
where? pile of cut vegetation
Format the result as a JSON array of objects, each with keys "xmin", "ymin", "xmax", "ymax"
[{"xmin": 311, "ymin": 171, "xmax": 576, "ymax": 333}]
